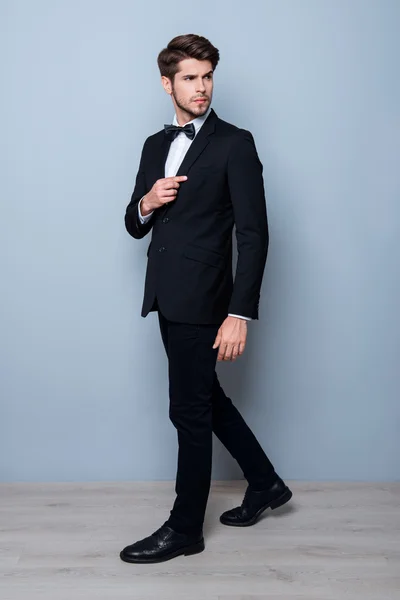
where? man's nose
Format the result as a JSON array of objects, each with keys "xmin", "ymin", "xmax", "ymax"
[{"xmin": 196, "ymin": 79, "xmax": 206, "ymax": 92}]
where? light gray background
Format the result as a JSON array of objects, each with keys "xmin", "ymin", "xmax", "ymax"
[{"xmin": 1, "ymin": 0, "xmax": 399, "ymax": 482}]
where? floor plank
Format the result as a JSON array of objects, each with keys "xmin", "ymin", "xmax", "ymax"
[{"xmin": 0, "ymin": 481, "xmax": 399, "ymax": 600}]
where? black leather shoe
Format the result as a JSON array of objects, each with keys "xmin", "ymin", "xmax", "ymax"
[
  {"xmin": 220, "ymin": 476, "xmax": 293, "ymax": 527},
  {"xmin": 120, "ymin": 524, "xmax": 205, "ymax": 564}
]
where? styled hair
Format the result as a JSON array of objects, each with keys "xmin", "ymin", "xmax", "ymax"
[{"xmin": 157, "ymin": 34, "xmax": 220, "ymax": 82}]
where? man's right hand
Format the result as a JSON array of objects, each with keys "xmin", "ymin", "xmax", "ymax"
[{"xmin": 141, "ymin": 176, "xmax": 188, "ymax": 215}]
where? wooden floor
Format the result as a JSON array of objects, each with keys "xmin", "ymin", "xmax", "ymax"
[{"xmin": 0, "ymin": 481, "xmax": 399, "ymax": 600}]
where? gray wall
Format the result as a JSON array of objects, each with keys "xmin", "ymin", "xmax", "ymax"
[{"xmin": 1, "ymin": 0, "xmax": 399, "ymax": 482}]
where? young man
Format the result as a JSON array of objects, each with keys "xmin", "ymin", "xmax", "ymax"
[{"xmin": 120, "ymin": 34, "xmax": 292, "ymax": 564}]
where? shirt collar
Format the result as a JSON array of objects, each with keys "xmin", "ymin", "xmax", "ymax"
[{"xmin": 172, "ymin": 105, "xmax": 212, "ymax": 137}]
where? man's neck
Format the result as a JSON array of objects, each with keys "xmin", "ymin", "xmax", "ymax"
[
  {"xmin": 176, "ymin": 113, "xmax": 196, "ymax": 127},
  {"xmin": 174, "ymin": 106, "xmax": 211, "ymax": 127},
  {"xmin": 176, "ymin": 111, "xmax": 197, "ymax": 126}
]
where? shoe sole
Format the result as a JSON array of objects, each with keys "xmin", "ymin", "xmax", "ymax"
[
  {"xmin": 220, "ymin": 487, "xmax": 293, "ymax": 527},
  {"xmin": 119, "ymin": 539, "xmax": 205, "ymax": 564}
]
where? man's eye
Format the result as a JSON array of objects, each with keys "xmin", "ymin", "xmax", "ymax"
[{"xmin": 184, "ymin": 76, "xmax": 212, "ymax": 80}]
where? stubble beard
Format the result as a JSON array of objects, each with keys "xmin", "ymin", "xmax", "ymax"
[{"xmin": 171, "ymin": 86, "xmax": 210, "ymax": 120}]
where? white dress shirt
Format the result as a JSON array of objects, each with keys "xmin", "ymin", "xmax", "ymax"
[{"xmin": 138, "ymin": 107, "xmax": 251, "ymax": 321}]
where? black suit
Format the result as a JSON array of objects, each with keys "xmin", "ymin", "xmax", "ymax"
[
  {"xmin": 125, "ymin": 108, "xmax": 269, "ymax": 323},
  {"xmin": 125, "ymin": 108, "xmax": 276, "ymax": 535}
]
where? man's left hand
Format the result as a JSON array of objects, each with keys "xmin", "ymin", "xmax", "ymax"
[{"xmin": 212, "ymin": 316, "xmax": 248, "ymax": 361}]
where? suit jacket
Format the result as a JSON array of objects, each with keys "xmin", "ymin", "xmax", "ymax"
[{"xmin": 125, "ymin": 108, "xmax": 269, "ymax": 324}]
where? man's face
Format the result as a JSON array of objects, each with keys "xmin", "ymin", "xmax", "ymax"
[{"xmin": 163, "ymin": 58, "xmax": 214, "ymax": 120}]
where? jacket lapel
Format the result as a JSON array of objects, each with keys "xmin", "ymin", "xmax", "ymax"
[
  {"xmin": 156, "ymin": 108, "xmax": 218, "ymax": 180},
  {"xmin": 159, "ymin": 136, "xmax": 172, "ymax": 178},
  {"xmin": 175, "ymin": 108, "xmax": 217, "ymax": 176}
]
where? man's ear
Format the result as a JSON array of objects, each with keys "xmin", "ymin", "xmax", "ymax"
[{"xmin": 161, "ymin": 76, "xmax": 172, "ymax": 95}]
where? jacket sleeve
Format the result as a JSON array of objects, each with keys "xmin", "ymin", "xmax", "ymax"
[
  {"xmin": 125, "ymin": 137, "xmax": 155, "ymax": 239},
  {"xmin": 226, "ymin": 129, "xmax": 269, "ymax": 319}
]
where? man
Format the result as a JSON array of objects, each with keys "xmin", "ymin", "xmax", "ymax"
[{"xmin": 120, "ymin": 34, "xmax": 292, "ymax": 564}]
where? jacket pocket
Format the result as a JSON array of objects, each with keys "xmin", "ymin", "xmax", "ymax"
[{"xmin": 183, "ymin": 242, "xmax": 224, "ymax": 270}]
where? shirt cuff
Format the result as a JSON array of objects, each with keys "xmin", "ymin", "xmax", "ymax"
[
  {"xmin": 138, "ymin": 196, "xmax": 154, "ymax": 224},
  {"xmin": 228, "ymin": 313, "xmax": 252, "ymax": 321}
]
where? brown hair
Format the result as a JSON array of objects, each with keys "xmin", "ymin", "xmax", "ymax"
[{"xmin": 157, "ymin": 34, "xmax": 220, "ymax": 82}]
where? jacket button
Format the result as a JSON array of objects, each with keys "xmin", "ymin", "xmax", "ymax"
[
  {"xmin": 162, "ymin": 217, "xmax": 169, "ymax": 223},
  {"xmin": 158, "ymin": 246, "xmax": 166, "ymax": 252}
]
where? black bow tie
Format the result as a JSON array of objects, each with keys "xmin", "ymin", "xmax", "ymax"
[{"xmin": 164, "ymin": 122, "xmax": 196, "ymax": 141}]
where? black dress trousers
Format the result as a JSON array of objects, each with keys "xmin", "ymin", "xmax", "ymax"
[{"xmin": 157, "ymin": 306, "xmax": 277, "ymax": 535}]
